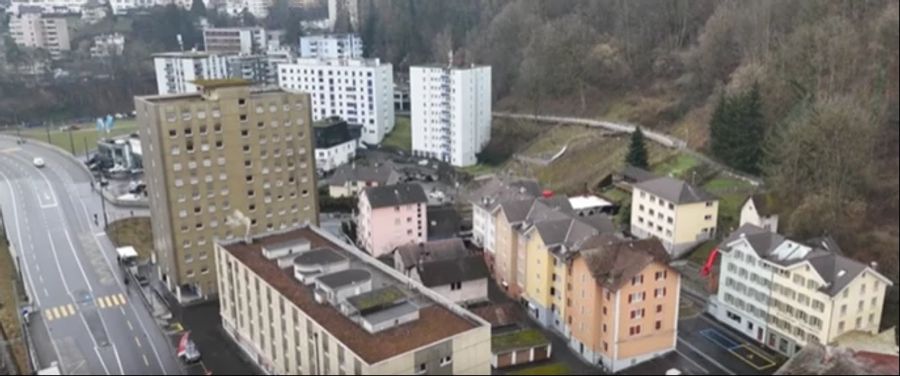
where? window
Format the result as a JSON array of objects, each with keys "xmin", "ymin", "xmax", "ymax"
[
  {"xmin": 657, "ymin": 304, "xmax": 663, "ymax": 313},
  {"xmin": 629, "ymin": 325, "xmax": 641, "ymax": 336},
  {"xmin": 416, "ymin": 362, "xmax": 426, "ymax": 375},
  {"xmin": 440, "ymin": 356, "xmax": 452, "ymax": 367},
  {"xmin": 656, "ymin": 320, "xmax": 662, "ymax": 330},
  {"xmin": 450, "ymin": 282, "xmax": 462, "ymax": 290}
]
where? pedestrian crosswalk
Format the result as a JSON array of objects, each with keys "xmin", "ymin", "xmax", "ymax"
[
  {"xmin": 44, "ymin": 304, "xmax": 76, "ymax": 321},
  {"xmin": 96, "ymin": 293, "xmax": 127, "ymax": 308}
]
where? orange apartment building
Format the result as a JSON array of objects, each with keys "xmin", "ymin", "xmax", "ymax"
[{"xmin": 567, "ymin": 234, "xmax": 680, "ymax": 372}]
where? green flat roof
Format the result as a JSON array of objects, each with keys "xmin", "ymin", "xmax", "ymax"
[
  {"xmin": 491, "ymin": 329, "xmax": 550, "ymax": 353},
  {"xmin": 346, "ymin": 286, "xmax": 406, "ymax": 312}
]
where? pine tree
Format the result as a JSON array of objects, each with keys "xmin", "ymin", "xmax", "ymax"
[
  {"xmin": 709, "ymin": 85, "xmax": 765, "ymax": 174},
  {"xmin": 626, "ymin": 126, "xmax": 649, "ymax": 169},
  {"xmin": 739, "ymin": 83, "xmax": 764, "ymax": 174},
  {"xmin": 190, "ymin": 0, "xmax": 206, "ymax": 16}
]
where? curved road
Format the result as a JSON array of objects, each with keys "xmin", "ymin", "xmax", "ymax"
[{"xmin": 0, "ymin": 136, "xmax": 181, "ymax": 375}]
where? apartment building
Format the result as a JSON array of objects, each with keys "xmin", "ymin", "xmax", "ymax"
[
  {"xmin": 357, "ymin": 183, "xmax": 427, "ymax": 257},
  {"xmin": 630, "ymin": 176, "xmax": 718, "ymax": 257},
  {"xmin": 7, "ymin": 0, "xmax": 88, "ymax": 14},
  {"xmin": 327, "ymin": 162, "xmax": 400, "ymax": 198},
  {"xmin": 393, "ymin": 238, "xmax": 489, "ymax": 305},
  {"xmin": 216, "ymin": 226, "xmax": 491, "ymax": 375},
  {"xmin": 313, "ymin": 117, "xmax": 359, "ymax": 172},
  {"xmin": 468, "ymin": 177, "xmax": 540, "ymax": 252},
  {"xmin": 9, "ymin": 9, "xmax": 71, "ymax": 59},
  {"xmin": 568, "ymin": 235, "xmax": 680, "ymax": 372},
  {"xmin": 154, "ymin": 51, "xmax": 279, "ymax": 95},
  {"xmin": 89, "ymin": 33, "xmax": 125, "ymax": 58},
  {"xmin": 278, "ymin": 57, "xmax": 395, "ymax": 145},
  {"xmin": 299, "ymin": 34, "xmax": 363, "ymax": 60},
  {"xmin": 739, "ymin": 194, "xmax": 779, "ymax": 232},
  {"xmin": 710, "ymin": 224, "xmax": 892, "ymax": 357},
  {"xmin": 135, "ymin": 80, "xmax": 319, "ymax": 303},
  {"xmin": 203, "ymin": 27, "xmax": 271, "ymax": 55},
  {"xmin": 223, "ymin": 0, "xmax": 271, "ymax": 18},
  {"xmin": 410, "ymin": 64, "xmax": 491, "ymax": 167}
]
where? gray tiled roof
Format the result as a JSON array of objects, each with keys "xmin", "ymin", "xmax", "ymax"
[
  {"xmin": 582, "ymin": 234, "xmax": 671, "ymax": 290},
  {"xmin": 363, "ymin": 183, "xmax": 427, "ymax": 209},
  {"xmin": 635, "ymin": 176, "xmax": 716, "ymax": 204},
  {"xmin": 394, "ymin": 238, "xmax": 468, "ymax": 271},
  {"xmin": 330, "ymin": 162, "xmax": 400, "ymax": 186},
  {"xmin": 418, "ymin": 255, "xmax": 489, "ymax": 287},
  {"xmin": 469, "ymin": 177, "xmax": 542, "ymax": 211}
]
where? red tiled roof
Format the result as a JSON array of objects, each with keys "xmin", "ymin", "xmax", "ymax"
[{"xmin": 222, "ymin": 228, "xmax": 477, "ymax": 364}]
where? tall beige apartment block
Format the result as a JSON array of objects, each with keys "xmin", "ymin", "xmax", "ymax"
[{"xmin": 135, "ymin": 79, "xmax": 319, "ymax": 303}]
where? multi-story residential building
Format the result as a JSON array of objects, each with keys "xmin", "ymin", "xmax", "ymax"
[
  {"xmin": 278, "ymin": 57, "xmax": 394, "ymax": 145},
  {"xmin": 223, "ymin": 0, "xmax": 271, "ymax": 18},
  {"xmin": 522, "ymin": 214, "xmax": 616, "ymax": 335},
  {"xmin": 710, "ymin": 224, "xmax": 893, "ymax": 357},
  {"xmin": 568, "ymin": 235, "xmax": 680, "ymax": 372},
  {"xmin": 630, "ymin": 176, "xmax": 718, "ymax": 257},
  {"xmin": 393, "ymin": 238, "xmax": 489, "ymax": 305},
  {"xmin": 410, "ymin": 64, "xmax": 491, "ymax": 167},
  {"xmin": 135, "ymin": 80, "xmax": 319, "ymax": 303},
  {"xmin": 108, "ymin": 0, "xmax": 156, "ymax": 15},
  {"xmin": 739, "ymin": 194, "xmax": 779, "ymax": 232},
  {"xmin": 468, "ymin": 177, "xmax": 540, "ymax": 252},
  {"xmin": 314, "ymin": 116, "xmax": 359, "ymax": 173},
  {"xmin": 9, "ymin": 9, "xmax": 71, "ymax": 59},
  {"xmin": 299, "ymin": 34, "xmax": 363, "ymax": 60},
  {"xmin": 153, "ymin": 52, "xmax": 231, "ymax": 95},
  {"xmin": 89, "ymin": 33, "xmax": 125, "ymax": 58},
  {"xmin": 327, "ymin": 161, "xmax": 400, "ymax": 198},
  {"xmin": 357, "ymin": 183, "xmax": 427, "ymax": 257},
  {"xmin": 7, "ymin": 0, "xmax": 92, "ymax": 14},
  {"xmin": 491, "ymin": 196, "xmax": 572, "ymax": 298},
  {"xmin": 81, "ymin": 0, "xmax": 108, "ymax": 24},
  {"xmin": 203, "ymin": 27, "xmax": 274, "ymax": 55},
  {"xmin": 216, "ymin": 225, "xmax": 491, "ymax": 375}
]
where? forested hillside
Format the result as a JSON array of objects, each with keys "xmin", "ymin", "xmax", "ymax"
[{"xmin": 358, "ymin": 0, "xmax": 899, "ymax": 278}]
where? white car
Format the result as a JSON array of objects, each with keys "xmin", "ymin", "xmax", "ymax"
[{"xmin": 33, "ymin": 157, "xmax": 45, "ymax": 168}]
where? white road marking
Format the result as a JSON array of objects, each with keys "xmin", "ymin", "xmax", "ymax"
[
  {"xmin": 112, "ymin": 340, "xmax": 125, "ymax": 375},
  {"xmin": 119, "ymin": 306, "xmax": 126, "ymax": 315},
  {"xmin": 43, "ymin": 288, "xmax": 49, "ymax": 297},
  {"xmin": 39, "ymin": 275, "xmax": 44, "ymax": 283},
  {"xmin": 126, "ymin": 320, "xmax": 133, "ymax": 331},
  {"xmin": 35, "ymin": 264, "xmax": 40, "ymax": 272},
  {"xmin": 676, "ymin": 348, "xmax": 709, "ymax": 374},
  {"xmin": 678, "ymin": 338, "xmax": 736, "ymax": 375},
  {"xmin": 134, "ymin": 337, "xmax": 142, "ymax": 348},
  {"xmin": 142, "ymin": 354, "xmax": 149, "ymax": 367}
]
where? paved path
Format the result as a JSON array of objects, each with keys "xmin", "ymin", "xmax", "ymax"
[{"xmin": 0, "ymin": 136, "xmax": 182, "ymax": 375}]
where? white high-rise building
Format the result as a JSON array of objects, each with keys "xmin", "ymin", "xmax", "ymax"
[
  {"xmin": 203, "ymin": 27, "xmax": 269, "ymax": 55},
  {"xmin": 153, "ymin": 52, "xmax": 231, "ymax": 95},
  {"xmin": 9, "ymin": 9, "xmax": 71, "ymax": 59},
  {"xmin": 223, "ymin": 0, "xmax": 271, "ymax": 18},
  {"xmin": 410, "ymin": 64, "xmax": 491, "ymax": 167},
  {"xmin": 299, "ymin": 34, "xmax": 363, "ymax": 60},
  {"xmin": 277, "ymin": 58, "xmax": 394, "ymax": 145}
]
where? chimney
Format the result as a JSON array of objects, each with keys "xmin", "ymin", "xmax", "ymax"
[{"xmin": 870, "ymin": 261, "xmax": 878, "ymax": 270}]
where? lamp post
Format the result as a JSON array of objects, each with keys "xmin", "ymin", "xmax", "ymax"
[{"xmin": 98, "ymin": 175, "xmax": 110, "ymax": 229}]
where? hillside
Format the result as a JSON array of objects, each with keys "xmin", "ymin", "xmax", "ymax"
[{"xmin": 362, "ymin": 0, "xmax": 900, "ymax": 281}]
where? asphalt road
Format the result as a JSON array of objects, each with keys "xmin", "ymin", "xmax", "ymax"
[{"xmin": 0, "ymin": 136, "xmax": 182, "ymax": 375}]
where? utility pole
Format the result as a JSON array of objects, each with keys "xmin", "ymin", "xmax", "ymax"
[
  {"xmin": 98, "ymin": 175, "xmax": 110, "ymax": 229},
  {"xmin": 45, "ymin": 121, "xmax": 52, "ymax": 143},
  {"xmin": 83, "ymin": 137, "xmax": 89, "ymax": 162},
  {"xmin": 68, "ymin": 127, "xmax": 76, "ymax": 155}
]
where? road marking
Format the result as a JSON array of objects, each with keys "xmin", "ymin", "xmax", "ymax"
[
  {"xmin": 94, "ymin": 232, "xmax": 106, "ymax": 237},
  {"xmin": 127, "ymin": 320, "xmax": 134, "ymax": 331},
  {"xmin": 0, "ymin": 165, "xmax": 41, "ymax": 306},
  {"xmin": 43, "ymin": 288, "xmax": 49, "ymax": 297},
  {"xmin": 134, "ymin": 337, "xmax": 142, "ymax": 348},
  {"xmin": 676, "ymin": 349, "xmax": 709, "ymax": 374},
  {"xmin": 45, "ymin": 308, "xmax": 56, "ymax": 321},
  {"xmin": 39, "ymin": 275, "xmax": 44, "ymax": 283},
  {"xmin": 66, "ymin": 304, "xmax": 76, "ymax": 316},
  {"xmin": 678, "ymin": 338, "xmax": 736, "ymax": 375},
  {"xmin": 142, "ymin": 355, "xmax": 149, "ymax": 367},
  {"xmin": 114, "ymin": 293, "xmax": 126, "ymax": 306},
  {"xmin": 35, "ymin": 264, "xmax": 41, "ymax": 272},
  {"xmin": 0, "ymin": 147, "xmax": 22, "ymax": 153}
]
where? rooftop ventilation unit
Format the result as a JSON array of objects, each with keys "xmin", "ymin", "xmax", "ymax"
[{"xmin": 293, "ymin": 247, "xmax": 349, "ymax": 285}]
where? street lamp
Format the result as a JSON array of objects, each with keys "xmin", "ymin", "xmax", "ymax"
[{"xmin": 98, "ymin": 175, "xmax": 110, "ymax": 229}]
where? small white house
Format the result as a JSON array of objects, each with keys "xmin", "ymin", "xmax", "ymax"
[
  {"xmin": 392, "ymin": 239, "xmax": 489, "ymax": 305},
  {"xmin": 314, "ymin": 117, "xmax": 359, "ymax": 173},
  {"xmin": 739, "ymin": 194, "xmax": 779, "ymax": 233}
]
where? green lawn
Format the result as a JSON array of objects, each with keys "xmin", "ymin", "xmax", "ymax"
[
  {"xmin": 9, "ymin": 119, "xmax": 138, "ymax": 156},
  {"xmin": 106, "ymin": 217, "xmax": 153, "ymax": 262},
  {"xmin": 703, "ymin": 175, "xmax": 755, "ymax": 193},
  {"xmin": 653, "ymin": 153, "xmax": 700, "ymax": 178},
  {"xmin": 600, "ymin": 187, "xmax": 631, "ymax": 204},
  {"xmin": 688, "ymin": 239, "xmax": 719, "ymax": 265},
  {"xmin": 492, "ymin": 329, "xmax": 550, "ymax": 353},
  {"xmin": 382, "ymin": 116, "xmax": 411, "ymax": 151},
  {"xmin": 717, "ymin": 192, "xmax": 750, "ymax": 234},
  {"xmin": 509, "ymin": 362, "xmax": 570, "ymax": 375}
]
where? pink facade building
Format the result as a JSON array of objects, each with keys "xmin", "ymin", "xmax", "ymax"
[{"xmin": 358, "ymin": 183, "xmax": 428, "ymax": 257}]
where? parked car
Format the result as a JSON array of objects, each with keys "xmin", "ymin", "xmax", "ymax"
[{"xmin": 33, "ymin": 157, "xmax": 45, "ymax": 168}]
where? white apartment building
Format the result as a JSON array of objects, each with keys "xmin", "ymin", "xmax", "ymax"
[
  {"xmin": 153, "ymin": 52, "xmax": 231, "ymax": 95},
  {"xmin": 89, "ymin": 33, "xmax": 125, "ymax": 58},
  {"xmin": 7, "ymin": 0, "xmax": 87, "ymax": 14},
  {"xmin": 299, "ymin": 34, "xmax": 363, "ymax": 60},
  {"xmin": 410, "ymin": 64, "xmax": 491, "ymax": 167},
  {"xmin": 9, "ymin": 9, "xmax": 71, "ymax": 59},
  {"xmin": 203, "ymin": 27, "xmax": 270, "ymax": 55},
  {"xmin": 223, "ymin": 0, "xmax": 271, "ymax": 18},
  {"xmin": 313, "ymin": 117, "xmax": 359, "ymax": 172},
  {"xmin": 630, "ymin": 176, "xmax": 718, "ymax": 257},
  {"xmin": 710, "ymin": 224, "xmax": 892, "ymax": 357},
  {"xmin": 107, "ymin": 0, "xmax": 156, "ymax": 14},
  {"xmin": 278, "ymin": 58, "xmax": 394, "ymax": 145},
  {"xmin": 216, "ymin": 226, "xmax": 491, "ymax": 375}
]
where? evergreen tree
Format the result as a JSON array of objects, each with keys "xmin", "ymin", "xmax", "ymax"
[
  {"xmin": 626, "ymin": 126, "xmax": 649, "ymax": 169},
  {"xmin": 738, "ymin": 83, "xmax": 765, "ymax": 174},
  {"xmin": 190, "ymin": 0, "xmax": 206, "ymax": 16},
  {"xmin": 709, "ymin": 85, "xmax": 765, "ymax": 174}
]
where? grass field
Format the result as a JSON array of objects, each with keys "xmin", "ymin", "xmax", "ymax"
[
  {"xmin": 106, "ymin": 217, "xmax": 153, "ymax": 262},
  {"xmin": 509, "ymin": 362, "xmax": 570, "ymax": 375},
  {"xmin": 382, "ymin": 117, "xmax": 411, "ymax": 151},
  {"xmin": 703, "ymin": 175, "xmax": 755, "ymax": 193},
  {"xmin": 653, "ymin": 153, "xmax": 700, "ymax": 178},
  {"xmin": 0, "ymin": 235, "xmax": 31, "ymax": 374},
  {"xmin": 5, "ymin": 119, "xmax": 138, "ymax": 156}
]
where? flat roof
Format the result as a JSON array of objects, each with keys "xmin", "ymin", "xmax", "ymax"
[
  {"xmin": 316, "ymin": 268, "xmax": 371, "ymax": 289},
  {"xmin": 568, "ymin": 195, "xmax": 614, "ymax": 210},
  {"xmin": 362, "ymin": 301, "xmax": 419, "ymax": 326},
  {"xmin": 220, "ymin": 227, "xmax": 481, "ymax": 364}
]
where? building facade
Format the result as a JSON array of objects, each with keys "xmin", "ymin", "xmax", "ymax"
[
  {"xmin": 567, "ymin": 236, "xmax": 680, "ymax": 372},
  {"xmin": 313, "ymin": 117, "xmax": 359, "ymax": 173},
  {"xmin": 223, "ymin": 0, "xmax": 271, "ymax": 18},
  {"xmin": 135, "ymin": 80, "xmax": 319, "ymax": 302},
  {"xmin": 9, "ymin": 10, "xmax": 71, "ymax": 59},
  {"xmin": 393, "ymin": 239, "xmax": 489, "ymax": 305},
  {"xmin": 216, "ymin": 226, "xmax": 491, "ymax": 375},
  {"xmin": 203, "ymin": 27, "xmax": 270, "ymax": 55},
  {"xmin": 327, "ymin": 162, "xmax": 400, "ymax": 198},
  {"xmin": 410, "ymin": 64, "xmax": 491, "ymax": 167},
  {"xmin": 357, "ymin": 183, "xmax": 427, "ymax": 258},
  {"xmin": 89, "ymin": 33, "xmax": 125, "ymax": 58},
  {"xmin": 630, "ymin": 176, "xmax": 718, "ymax": 257},
  {"xmin": 154, "ymin": 51, "xmax": 279, "ymax": 95},
  {"xmin": 299, "ymin": 34, "xmax": 363, "ymax": 60},
  {"xmin": 709, "ymin": 224, "xmax": 893, "ymax": 357},
  {"xmin": 739, "ymin": 194, "xmax": 779, "ymax": 232},
  {"xmin": 278, "ymin": 58, "xmax": 394, "ymax": 145}
]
